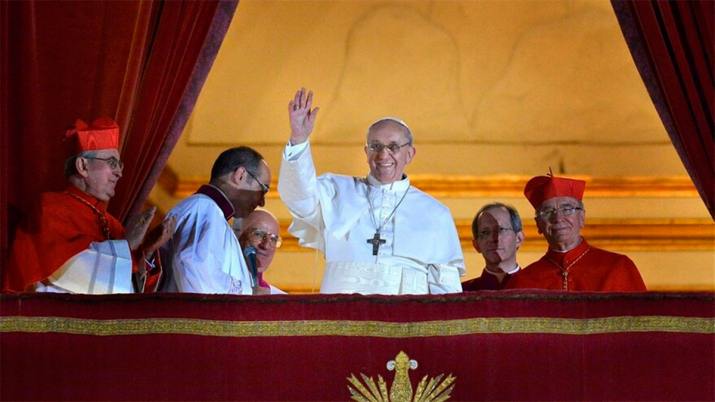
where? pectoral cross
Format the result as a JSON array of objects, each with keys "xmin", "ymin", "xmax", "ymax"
[
  {"xmin": 561, "ymin": 270, "xmax": 569, "ymax": 291},
  {"xmin": 367, "ymin": 232, "xmax": 386, "ymax": 256}
]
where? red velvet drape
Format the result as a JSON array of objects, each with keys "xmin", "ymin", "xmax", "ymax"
[
  {"xmin": 612, "ymin": 0, "xmax": 714, "ymax": 218},
  {"xmin": 112, "ymin": 0, "xmax": 239, "ymax": 222},
  {"xmin": 0, "ymin": 1, "xmax": 238, "ymax": 277},
  {"xmin": 2, "ymin": 292, "xmax": 714, "ymax": 401}
]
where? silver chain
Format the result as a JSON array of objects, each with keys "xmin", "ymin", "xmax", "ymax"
[{"xmin": 366, "ymin": 180, "xmax": 410, "ymax": 234}]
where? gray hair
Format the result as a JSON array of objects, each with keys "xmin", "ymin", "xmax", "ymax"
[
  {"xmin": 366, "ymin": 117, "xmax": 413, "ymax": 144},
  {"xmin": 64, "ymin": 150, "xmax": 97, "ymax": 177},
  {"xmin": 472, "ymin": 202, "xmax": 523, "ymax": 238}
]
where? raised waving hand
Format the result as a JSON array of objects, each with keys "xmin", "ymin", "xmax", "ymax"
[{"xmin": 288, "ymin": 87, "xmax": 319, "ymax": 145}]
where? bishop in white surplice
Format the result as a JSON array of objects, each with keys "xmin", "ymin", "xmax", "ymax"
[
  {"xmin": 160, "ymin": 146, "xmax": 272, "ymax": 295},
  {"xmin": 162, "ymin": 187, "xmax": 252, "ymax": 294}
]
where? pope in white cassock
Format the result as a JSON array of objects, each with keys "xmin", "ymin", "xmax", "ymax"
[{"xmin": 278, "ymin": 88, "xmax": 464, "ymax": 295}]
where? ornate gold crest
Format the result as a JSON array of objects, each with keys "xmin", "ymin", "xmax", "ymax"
[{"xmin": 347, "ymin": 351, "xmax": 456, "ymax": 402}]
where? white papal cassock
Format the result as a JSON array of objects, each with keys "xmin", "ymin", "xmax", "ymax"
[{"xmin": 279, "ymin": 141, "xmax": 464, "ymax": 295}]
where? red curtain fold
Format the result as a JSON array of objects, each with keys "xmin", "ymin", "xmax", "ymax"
[
  {"xmin": 114, "ymin": 0, "xmax": 239, "ymax": 221},
  {"xmin": 0, "ymin": 0, "xmax": 238, "ymax": 278},
  {"xmin": 612, "ymin": 0, "xmax": 715, "ymax": 218},
  {"xmin": 1, "ymin": 1, "xmax": 9, "ymax": 287}
]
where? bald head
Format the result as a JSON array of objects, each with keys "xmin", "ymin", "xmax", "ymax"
[
  {"xmin": 238, "ymin": 209, "xmax": 281, "ymax": 273},
  {"xmin": 240, "ymin": 209, "xmax": 279, "ymax": 236}
]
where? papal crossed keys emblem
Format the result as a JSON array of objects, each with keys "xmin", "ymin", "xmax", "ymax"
[{"xmin": 347, "ymin": 351, "xmax": 456, "ymax": 402}]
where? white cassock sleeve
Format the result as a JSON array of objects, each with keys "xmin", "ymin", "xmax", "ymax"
[
  {"xmin": 427, "ymin": 264, "xmax": 463, "ymax": 294},
  {"xmin": 278, "ymin": 141, "xmax": 331, "ymax": 251},
  {"xmin": 40, "ymin": 240, "xmax": 134, "ymax": 294}
]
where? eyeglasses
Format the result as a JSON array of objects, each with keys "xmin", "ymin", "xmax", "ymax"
[
  {"xmin": 536, "ymin": 205, "xmax": 583, "ymax": 220},
  {"xmin": 249, "ymin": 229, "xmax": 282, "ymax": 248},
  {"xmin": 245, "ymin": 169, "xmax": 269, "ymax": 194},
  {"xmin": 366, "ymin": 142, "xmax": 411, "ymax": 154},
  {"xmin": 85, "ymin": 156, "xmax": 123, "ymax": 170},
  {"xmin": 477, "ymin": 227, "xmax": 515, "ymax": 239}
]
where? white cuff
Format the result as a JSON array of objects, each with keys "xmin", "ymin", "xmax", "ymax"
[{"xmin": 284, "ymin": 140, "xmax": 309, "ymax": 160}]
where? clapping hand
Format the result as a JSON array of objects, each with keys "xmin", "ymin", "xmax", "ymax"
[
  {"xmin": 125, "ymin": 207, "xmax": 176, "ymax": 256},
  {"xmin": 125, "ymin": 206, "xmax": 157, "ymax": 251},
  {"xmin": 288, "ymin": 87, "xmax": 319, "ymax": 145},
  {"xmin": 141, "ymin": 215, "xmax": 176, "ymax": 257}
]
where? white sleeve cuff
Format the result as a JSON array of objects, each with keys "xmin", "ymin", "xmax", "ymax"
[
  {"xmin": 284, "ymin": 140, "xmax": 309, "ymax": 160},
  {"xmin": 427, "ymin": 264, "xmax": 463, "ymax": 294}
]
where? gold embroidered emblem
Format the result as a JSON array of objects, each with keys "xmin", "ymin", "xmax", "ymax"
[{"xmin": 347, "ymin": 351, "xmax": 456, "ymax": 402}]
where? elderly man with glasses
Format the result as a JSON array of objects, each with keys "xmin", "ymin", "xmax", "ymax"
[
  {"xmin": 278, "ymin": 88, "xmax": 464, "ymax": 295},
  {"xmin": 160, "ymin": 146, "xmax": 271, "ymax": 294},
  {"xmin": 462, "ymin": 203, "xmax": 525, "ymax": 291},
  {"xmin": 4, "ymin": 117, "xmax": 174, "ymax": 293},
  {"xmin": 235, "ymin": 209, "xmax": 286, "ymax": 295},
  {"xmin": 507, "ymin": 172, "xmax": 646, "ymax": 291}
]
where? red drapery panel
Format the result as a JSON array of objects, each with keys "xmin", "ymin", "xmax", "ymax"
[
  {"xmin": 111, "ymin": 0, "xmax": 239, "ymax": 221},
  {"xmin": 1, "ymin": 1, "xmax": 9, "ymax": 289},
  {"xmin": 0, "ymin": 1, "xmax": 238, "ymax": 276},
  {"xmin": 1, "ymin": 292, "xmax": 714, "ymax": 401},
  {"xmin": 612, "ymin": 0, "xmax": 714, "ymax": 218}
]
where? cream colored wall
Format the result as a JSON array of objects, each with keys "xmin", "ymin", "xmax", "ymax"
[
  {"xmin": 155, "ymin": 0, "xmax": 714, "ymax": 292},
  {"xmin": 263, "ymin": 250, "xmax": 715, "ymax": 293},
  {"xmin": 171, "ymin": 0, "xmax": 684, "ymax": 177}
]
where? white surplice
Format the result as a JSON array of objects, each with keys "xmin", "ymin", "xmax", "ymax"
[
  {"xmin": 161, "ymin": 192, "xmax": 252, "ymax": 294},
  {"xmin": 278, "ymin": 141, "xmax": 464, "ymax": 295}
]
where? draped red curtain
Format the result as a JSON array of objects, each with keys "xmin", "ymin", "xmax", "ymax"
[
  {"xmin": 112, "ymin": 0, "xmax": 239, "ymax": 221},
  {"xmin": 0, "ymin": 0, "xmax": 238, "ymax": 275},
  {"xmin": 612, "ymin": 0, "xmax": 714, "ymax": 218}
]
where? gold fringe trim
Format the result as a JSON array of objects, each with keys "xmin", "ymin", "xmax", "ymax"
[{"xmin": 1, "ymin": 316, "xmax": 713, "ymax": 337}]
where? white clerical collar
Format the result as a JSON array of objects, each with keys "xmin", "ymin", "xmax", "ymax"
[
  {"xmin": 366, "ymin": 174, "xmax": 410, "ymax": 192},
  {"xmin": 551, "ymin": 237, "xmax": 584, "ymax": 253},
  {"xmin": 503, "ymin": 264, "xmax": 521, "ymax": 275},
  {"xmin": 485, "ymin": 263, "xmax": 520, "ymax": 276}
]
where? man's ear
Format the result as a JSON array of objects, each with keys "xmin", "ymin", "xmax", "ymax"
[
  {"xmin": 75, "ymin": 157, "xmax": 89, "ymax": 178},
  {"xmin": 472, "ymin": 238, "xmax": 481, "ymax": 253},
  {"xmin": 515, "ymin": 231, "xmax": 525, "ymax": 249},
  {"xmin": 406, "ymin": 146, "xmax": 416, "ymax": 163},
  {"xmin": 231, "ymin": 166, "xmax": 247, "ymax": 185}
]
